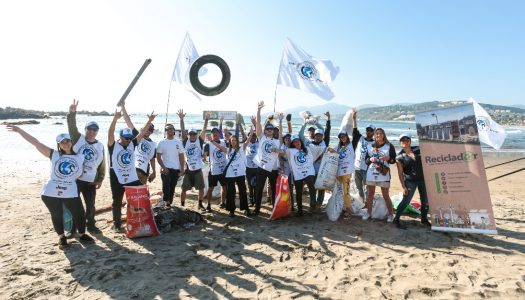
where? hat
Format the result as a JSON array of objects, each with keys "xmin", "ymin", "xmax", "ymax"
[
  {"xmin": 283, "ymin": 132, "xmax": 291, "ymax": 138},
  {"xmin": 119, "ymin": 128, "xmax": 134, "ymax": 139},
  {"xmin": 211, "ymin": 127, "xmax": 220, "ymax": 133},
  {"xmin": 56, "ymin": 133, "xmax": 71, "ymax": 143},
  {"xmin": 85, "ymin": 121, "xmax": 99, "ymax": 130},
  {"xmin": 399, "ymin": 133, "xmax": 411, "ymax": 140},
  {"xmin": 338, "ymin": 130, "xmax": 348, "ymax": 138},
  {"xmin": 307, "ymin": 126, "xmax": 316, "ymax": 131},
  {"xmin": 366, "ymin": 124, "xmax": 376, "ymax": 131},
  {"xmin": 188, "ymin": 128, "xmax": 197, "ymax": 134},
  {"xmin": 314, "ymin": 128, "xmax": 324, "ymax": 135},
  {"xmin": 264, "ymin": 123, "xmax": 274, "ymax": 130},
  {"xmin": 291, "ymin": 134, "xmax": 300, "ymax": 142}
]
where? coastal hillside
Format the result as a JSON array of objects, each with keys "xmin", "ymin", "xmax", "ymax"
[{"xmin": 0, "ymin": 107, "xmax": 110, "ymax": 120}]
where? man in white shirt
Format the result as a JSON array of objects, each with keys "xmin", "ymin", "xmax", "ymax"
[{"xmin": 156, "ymin": 123, "xmax": 185, "ymax": 207}]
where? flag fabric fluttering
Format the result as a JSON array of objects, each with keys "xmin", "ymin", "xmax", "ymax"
[
  {"xmin": 277, "ymin": 38, "xmax": 339, "ymax": 100},
  {"xmin": 171, "ymin": 33, "xmax": 204, "ymax": 100},
  {"xmin": 469, "ymin": 98, "xmax": 507, "ymax": 150}
]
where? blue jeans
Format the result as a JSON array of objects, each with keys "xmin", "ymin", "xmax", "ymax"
[{"xmin": 394, "ymin": 179, "xmax": 429, "ymax": 222}]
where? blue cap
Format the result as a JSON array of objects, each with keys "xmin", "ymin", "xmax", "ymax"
[
  {"xmin": 264, "ymin": 123, "xmax": 274, "ymax": 129},
  {"xmin": 211, "ymin": 127, "xmax": 219, "ymax": 133},
  {"xmin": 119, "ymin": 128, "xmax": 134, "ymax": 138},
  {"xmin": 366, "ymin": 124, "xmax": 376, "ymax": 130},
  {"xmin": 291, "ymin": 134, "xmax": 300, "ymax": 142},
  {"xmin": 188, "ymin": 128, "xmax": 197, "ymax": 134}
]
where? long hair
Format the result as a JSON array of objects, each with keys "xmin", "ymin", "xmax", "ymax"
[
  {"xmin": 338, "ymin": 134, "xmax": 350, "ymax": 148},
  {"xmin": 293, "ymin": 138, "xmax": 308, "ymax": 154},
  {"xmin": 229, "ymin": 134, "xmax": 240, "ymax": 151},
  {"xmin": 373, "ymin": 128, "xmax": 390, "ymax": 147},
  {"xmin": 57, "ymin": 144, "xmax": 76, "ymax": 155}
]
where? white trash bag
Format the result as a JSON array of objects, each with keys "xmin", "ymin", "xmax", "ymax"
[
  {"xmin": 326, "ymin": 181, "xmax": 344, "ymax": 221},
  {"xmin": 314, "ymin": 152, "xmax": 339, "ymax": 190},
  {"xmin": 371, "ymin": 195, "xmax": 389, "ymax": 220}
]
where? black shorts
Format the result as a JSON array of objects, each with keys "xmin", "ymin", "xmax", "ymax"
[{"xmin": 208, "ymin": 173, "xmax": 226, "ymax": 187}]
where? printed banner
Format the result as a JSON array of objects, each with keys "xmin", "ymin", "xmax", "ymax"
[
  {"xmin": 202, "ymin": 111, "xmax": 237, "ymax": 120},
  {"xmin": 415, "ymin": 103, "xmax": 497, "ymax": 234}
]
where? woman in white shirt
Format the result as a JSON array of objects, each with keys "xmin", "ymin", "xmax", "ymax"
[
  {"xmin": 210, "ymin": 131, "xmax": 251, "ymax": 217},
  {"xmin": 7, "ymin": 125, "xmax": 95, "ymax": 248},
  {"xmin": 286, "ymin": 135, "xmax": 316, "ymax": 216}
]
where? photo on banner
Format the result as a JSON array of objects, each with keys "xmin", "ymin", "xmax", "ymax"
[{"xmin": 415, "ymin": 103, "xmax": 497, "ymax": 234}]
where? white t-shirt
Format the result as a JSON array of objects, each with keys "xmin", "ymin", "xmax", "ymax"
[
  {"xmin": 110, "ymin": 141, "xmax": 140, "ymax": 184},
  {"xmin": 254, "ymin": 135, "xmax": 280, "ymax": 172},
  {"xmin": 337, "ymin": 143, "xmax": 356, "ymax": 176},
  {"xmin": 183, "ymin": 137, "xmax": 204, "ymax": 171},
  {"xmin": 72, "ymin": 135, "xmax": 104, "ymax": 183},
  {"xmin": 135, "ymin": 138, "xmax": 156, "ymax": 174},
  {"xmin": 245, "ymin": 141, "xmax": 259, "ymax": 169},
  {"xmin": 287, "ymin": 148, "xmax": 316, "ymax": 181},
  {"xmin": 156, "ymin": 138, "xmax": 184, "ymax": 170},
  {"xmin": 225, "ymin": 148, "xmax": 247, "ymax": 178},
  {"xmin": 208, "ymin": 139, "xmax": 227, "ymax": 175},
  {"xmin": 366, "ymin": 143, "xmax": 392, "ymax": 182},
  {"xmin": 42, "ymin": 150, "xmax": 84, "ymax": 198},
  {"xmin": 355, "ymin": 136, "xmax": 375, "ymax": 170}
]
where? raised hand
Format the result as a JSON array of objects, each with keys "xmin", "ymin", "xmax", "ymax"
[
  {"xmin": 114, "ymin": 108, "xmax": 122, "ymax": 119},
  {"xmin": 6, "ymin": 124, "xmax": 21, "ymax": 133},
  {"xmin": 69, "ymin": 99, "xmax": 79, "ymax": 113},
  {"xmin": 250, "ymin": 116, "xmax": 257, "ymax": 126},
  {"xmin": 325, "ymin": 111, "xmax": 331, "ymax": 120},
  {"xmin": 350, "ymin": 108, "xmax": 356, "ymax": 119},
  {"xmin": 257, "ymin": 101, "xmax": 265, "ymax": 110},
  {"xmin": 148, "ymin": 111, "xmax": 157, "ymax": 122},
  {"xmin": 177, "ymin": 109, "xmax": 186, "ymax": 119},
  {"xmin": 286, "ymin": 114, "xmax": 292, "ymax": 122},
  {"xmin": 204, "ymin": 111, "xmax": 211, "ymax": 120},
  {"xmin": 219, "ymin": 115, "xmax": 224, "ymax": 123},
  {"xmin": 278, "ymin": 112, "xmax": 284, "ymax": 121}
]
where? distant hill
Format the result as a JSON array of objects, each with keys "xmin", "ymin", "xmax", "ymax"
[
  {"xmin": 270, "ymin": 102, "xmax": 352, "ymax": 116},
  {"xmin": 357, "ymin": 100, "xmax": 525, "ymax": 125},
  {"xmin": 510, "ymin": 104, "xmax": 525, "ymax": 110}
]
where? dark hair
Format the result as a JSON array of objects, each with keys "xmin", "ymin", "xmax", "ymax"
[
  {"xmin": 293, "ymin": 138, "xmax": 308, "ymax": 154},
  {"xmin": 229, "ymin": 134, "xmax": 240, "ymax": 151},
  {"xmin": 338, "ymin": 134, "xmax": 350, "ymax": 148},
  {"xmin": 165, "ymin": 123, "xmax": 175, "ymax": 131},
  {"xmin": 373, "ymin": 128, "xmax": 390, "ymax": 147}
]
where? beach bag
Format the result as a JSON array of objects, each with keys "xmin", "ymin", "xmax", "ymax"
[
  {"xmin": 326, "ymin": 181, "xmax": 344, "ymax": 221},
  {"xmin": 270, "ymin": 175, "xmax": 291, "ymax": 220},
  {"xmin": 371, "ymin": 195, "xmax": 389, "ymax": 220},
  {"xmin": 125, "ymin": 185, "xmax": 160, "ymax": 238},
  {"xmin": 314, "ymin": 152, "xmax": 339, "ymax": 190}
]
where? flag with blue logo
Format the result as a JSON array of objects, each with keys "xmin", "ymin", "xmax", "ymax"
[
  {"xmin": 469, "ymin": 98, "xmax": 507, "ymax": 150},
  {"xmin": 171, "ymin": 33, "xmax": 205, "ymax": 100},
  {"xmin": 277, "ymin": 38, "xmax": 339, "ymax": 100}
]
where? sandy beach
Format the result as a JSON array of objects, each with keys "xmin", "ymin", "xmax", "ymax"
[{"xmin": 0, "ymin": 153, "xmax": 524, "ymax": 299}]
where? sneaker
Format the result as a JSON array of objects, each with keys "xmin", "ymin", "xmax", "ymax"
[
  {"xmin": 219, "ymin": 203, "xmax": 226, "ymax": 209},
  {"xmin": 206, "ymin": 205, "xmax": 212, "ymax": 212},
  {"xmin": 112, "ymin": 224, "xmax": 123, "ymax": 233},
  {"xmin": 198, "ymin": 202, "xmax": 206, "ymax": 212},
  {"xmin": 58, "ymin": 236, "xmax": 68, "ymax": 249},
  {"xmin": 229, "ymin": 211, "xmax": 235, "ymax": 218},
  {"xmin": 65, "ymin": 231, "xmax": 76, "ymax": 239},
  {"xmin": 244, "ymin": 209, "xmax": 252, "ymax": 217},
  {"xmin": 387, "ymin": 215, "xmax": 394, "ymax": 223},
  {"xmin": 421, "ymin": 220, "xmax": 432, "ymax": 227},
  {"xmin": 361, "ymin": 211, "xmax": 371, "ymax": 220},
  {"xmin": 394, "ymin": 219, "xmax": 407, "ymax": 229},
  {"xmin": 79, "ymin": 234, "xmax": 95, "ymax": 244},
  {"xmin": 87, "ymin": 226, "xmax": 102, "ymax": 234}
]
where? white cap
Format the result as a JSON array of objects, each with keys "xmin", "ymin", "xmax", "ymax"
[
  {"xmin": 188, "ymin": 128, "xmax": 197, "ymax": 134},
  {"xmin": 56, "ymin": 133, "xmax": 71, "ymax": 143},
  {"xmin": 399, "ymin": 133, "xmax": 411, "ymax": 140},
  {"xmin": 119, "ymin": 128, "xmax": 134, "ymax": 138},
  {"xmin": 84, "ymin": 121, "xmax": 99, "ymax": 129},
  {"xmin": 314, "ymin": 128, "xmax": 324, "ymax": 135},
  {"xmin": 291, "ymin": 134, "xmax": 300, "ymax": 142}
]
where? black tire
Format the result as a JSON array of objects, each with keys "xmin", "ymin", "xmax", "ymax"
[{"xmin": 189, "ymin": 55, "xmax": 230, "ymax": 96}]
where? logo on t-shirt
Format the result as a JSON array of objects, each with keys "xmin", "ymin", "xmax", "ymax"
[
  {"xmin": 263, "ymin": 140, "xmax": 274, "ymax": 154},
  {"xmin": 54, "ymin": 157, "xmax": 79, "ymax": 179},
  {"xmin": 117, "ymin": 149, "xmax": 133, "ymax": 168},
  {"xmin": 139, "ymin": 141, "xmax": 151, "ymax": 155},
  {"xmin": 213, "ymin": 148, "xmax": 224, "ymax": 160},
  {"xmin": 294, "ymin": 151, "xmax": 308, "ymax": 166},
  {"xmin": 80, "ymin": 144, "xmax": 98, "ymax": 162}
]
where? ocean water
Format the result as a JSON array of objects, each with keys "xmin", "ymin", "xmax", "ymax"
[{"xmin": 2, "ymin": 113, "xmax": 524, "ymax": 180}]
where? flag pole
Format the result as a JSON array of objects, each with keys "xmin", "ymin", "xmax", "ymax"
[{"xmin": 273, "ymin": 42, "xmax": 286, "ymax": 113}]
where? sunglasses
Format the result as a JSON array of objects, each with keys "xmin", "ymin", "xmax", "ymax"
[
  {"xmin": 366, "ymin": 128, "xmax": 374, "ymax": 132},
  {"xmin": 264, "ymin": 128, "xmax": 273, "ymax": 131},
  {"xmin": 86, "ymin": 127, "xmax": 99, "ymax": 132},
  {"xmin": 121, "ymin": 136, "xmax": 132, "ymax": 140},
  {"xmin": 400, "ymin": 138, "xmax": 410, "ymax": 142}
]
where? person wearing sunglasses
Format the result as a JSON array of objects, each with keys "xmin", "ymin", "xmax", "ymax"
[
  {"xmin": 66, "ymin": 99, "xmax": 106, "ymax": 234},
  {"xmin": 6, "ymin": 125, "xmax": 95, "ymax": 248},
  {"xmin": 108, "ymin": 105, "xmax": 156, "ymax": 232}
]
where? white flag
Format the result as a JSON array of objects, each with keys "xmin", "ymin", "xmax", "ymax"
[
  {"xmin": 469, "ymin": 98, "xmax": 507, "ymax": 150},
  {"xmin": 277, "ymin": 38, "xmax": 339, "ymax": 100},
  {"xmin": 171, "ymin": 33, "xmax": 204, "ymax": 99}
]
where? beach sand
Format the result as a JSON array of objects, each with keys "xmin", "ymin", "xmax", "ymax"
[{"xmin": 0, "ymin": 154, "xmax": 524, "ymax": 299}]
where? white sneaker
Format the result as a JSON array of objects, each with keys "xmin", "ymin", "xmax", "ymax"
[
  {"xmin": 387, "ymin": 215, "xmax": 394, "ymax": 223},
  {"xmin": 362, "ymin": 211, "xmax": 370, "ymax": 220}
]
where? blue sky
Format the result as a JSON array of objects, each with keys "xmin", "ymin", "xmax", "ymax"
[{"xmin": 0, "ymin": 0, "xmax": 523, "ymax": 115}]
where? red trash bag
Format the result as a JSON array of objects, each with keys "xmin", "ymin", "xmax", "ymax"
[
  {"xmin": 270, "ymin": 175, "xmax": 291, "ymax": 220},
  {"xmin": 125, "ymin": 185, "xmax": 160, "ymax": 238}
]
